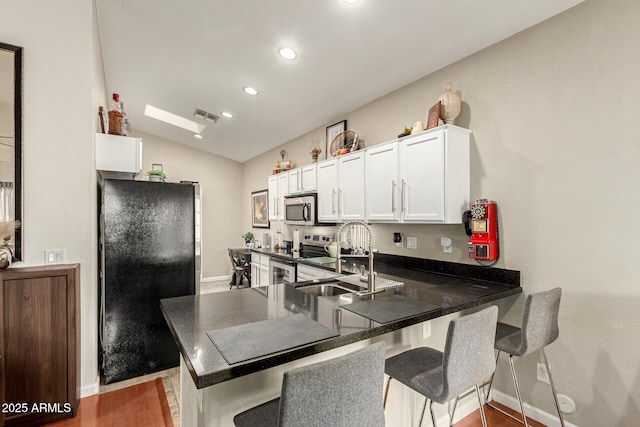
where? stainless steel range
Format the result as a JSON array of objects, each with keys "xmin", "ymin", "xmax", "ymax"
[{"xmin": 299, "ymin": 233, "xmax": 334, "ymax": 258}]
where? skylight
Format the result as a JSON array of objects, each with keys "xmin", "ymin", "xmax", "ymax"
[{"xmin": 144, "ymin": 104, "xmax": 205, "ymax": 133}]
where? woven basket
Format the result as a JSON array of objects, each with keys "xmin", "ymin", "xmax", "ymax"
[{"xmin": 330, "ymin": 130, "xmax": 359, "ymax": 156}]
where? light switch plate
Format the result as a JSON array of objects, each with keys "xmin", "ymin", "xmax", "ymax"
[{"xmin": 45, "ymin": 249, "xmax": 65, "ymax": 265}]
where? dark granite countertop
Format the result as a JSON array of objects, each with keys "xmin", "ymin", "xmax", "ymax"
[{"xmin": 160, "ymin": 256, "xmax": 520, "ymax": 389}]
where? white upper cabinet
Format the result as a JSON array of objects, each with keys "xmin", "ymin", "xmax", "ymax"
[
  {"xmin": 337, "ymin": 152, "xmax": 365, "ymax": 221},
  {"xmin": 398, "ymin": 126, "xmax": 470, "ymax": 223},
  {"xmin": 365, "ymin": 142, "xmax": 399, "ymax": 221},
  {"xmin": 96, "ymin": 133, "xmax": 142, "ymax": 176},
  {"xmin": 288, "ymin": 164, "xmax": 317, "ymax": 194},
  {"xmin": 271, "ymin": 125, "xmax": 470, "ymax": 225},
  {"xmin": 316, "ymin": 159, "xmax": 339, "ymax": 222},
  {"xmin": 364, "ymin": 125, "xmax": 470, "ymax": 224},
  {"xmin": 317, "ymin": 153, "xmax": 365, "ymax": 222},
  {"xmin": 268, "ymin": 172, "xmax": 289, "ymax": 221}
]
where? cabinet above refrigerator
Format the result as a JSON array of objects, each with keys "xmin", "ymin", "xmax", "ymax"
[{"xmin": 96, "ymin": 133, "xmax": 143, "ymax": 179}]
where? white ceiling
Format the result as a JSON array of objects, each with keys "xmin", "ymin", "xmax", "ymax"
[{"xmin": 96, "ymin": 0, "xmax": 583, "ymax": 163}]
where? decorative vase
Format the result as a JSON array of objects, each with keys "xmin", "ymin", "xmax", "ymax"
[
  {"xmin": 437, "ymin": 82, "xmax": 461, "ymax": 125},
  {"xmin": 0, "ymin": 247, "xmax": 12, "ymax": 270},
  {"xmin": 149, "ymin": 175, "xmax": 162, "ymax": 182},
  {"xmin": 308, "ymin": 140, "xmax": 322, "ymax": 163}
]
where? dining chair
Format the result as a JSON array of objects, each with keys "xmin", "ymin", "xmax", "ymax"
[
  {"xmin": 384, "ymin": 305, "xmax": 498, "ymax": 427},
  {"xmin": 234, "ymin": 341, "xmax": 386, "ymax": 427},
  {"xmin": 485, "ymin": 287, "xmax": 564, "ymax": 427},
  {"xmin": 229, "ymin": 248, "xmax": 251, "ymax": 289}
]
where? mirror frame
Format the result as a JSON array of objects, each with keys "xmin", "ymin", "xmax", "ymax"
[{"xmin": 0, "ymin": 42, "xmax": 22, "ymax": 262}]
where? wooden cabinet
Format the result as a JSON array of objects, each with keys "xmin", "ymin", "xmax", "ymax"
[
  {"xmin": 268, "ymin": 172, "xmax": 289, "ymax": 221},
  {"xmin": 317, "ymin": 153, "xmax": 365, "ymax": 223},
  {"xmin": 0, "ymin": 264, "xmax": 80, "ymax": 427}
]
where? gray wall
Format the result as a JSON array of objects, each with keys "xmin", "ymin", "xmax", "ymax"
[{"xmin": 242, "ymin": 0, "xmax": 640, "ymax": 425}]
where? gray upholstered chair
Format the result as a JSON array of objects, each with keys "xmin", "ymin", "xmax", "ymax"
[
  {"xmin": 485, "ymin": 287, "xmax": 564, "ymax": 427},
  {"xmin": 384, "ymin": 305, "xmax": 498, "ymax": 427},
  {"xmin": 234, "ymin": 341, "xmax": 386, "ymax": 427}
]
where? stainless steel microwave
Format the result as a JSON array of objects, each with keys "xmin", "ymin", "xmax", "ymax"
[{"xmin": 284, "ymin": 193, "xmax": 318, "ymax": 226}]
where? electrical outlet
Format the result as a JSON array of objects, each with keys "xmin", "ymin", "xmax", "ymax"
[
  {"xmin": 537, "ymin": 362, "xmax": 550, "ymax": 384},
  {"xmin": 407, "ymin": 237, "xmax": 417, "ymax": 249},
  {"xmin": 422, "ymin": 321, "xmax": 431, "ymax": 339}
]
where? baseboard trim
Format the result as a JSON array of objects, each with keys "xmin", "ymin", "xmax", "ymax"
[
  {"xmin": 81, "ymin": 381, "xmax": 100, "ymax": 398},
  {"xmin": 201, "ymin": 275, "xmax": 231, "ymax": 283},
  {"xmin": 491, "ymin": 389, "xmax": 578, "ymax": 427}
]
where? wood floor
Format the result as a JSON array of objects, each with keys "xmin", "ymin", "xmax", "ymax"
[{"xmin": 45, "ymin": 278, "xmax": 547, "ymax": 427}]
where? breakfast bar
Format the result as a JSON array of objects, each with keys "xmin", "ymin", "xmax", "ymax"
[{"xmin": 161, "ymin": 255, "xmax": 521, "ymax": 426}]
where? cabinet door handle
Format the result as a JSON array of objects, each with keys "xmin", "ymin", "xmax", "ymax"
[
  {"xmin": 274, "ymin": 197, "xmax": 277, "ymax": 216},
  {"xmin": 332, "ymin": 189, "xmax": 336, "ymax": 214},
  {"xmin": 338, "ymin": 189, "xmax": 343, "ymax": 214},
  {"xmin": 392, "ymin": 180, "xmax": 396, "ymax": 213},
  {"xmin": 401, "ymin": 180, "xmax": 406, "ymax": 212},
  {"xmin": 298, "ymin": 171, "xmax": 302, "ymax": 191}
]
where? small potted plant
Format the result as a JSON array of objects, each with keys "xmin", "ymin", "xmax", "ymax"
[
  {"xmin": 146, "ymin": 169, "xmax": 167, "ymax": 182},
  {"xmin": 242, "ymin": 232, "xmax": 254, "ymax": 248}
]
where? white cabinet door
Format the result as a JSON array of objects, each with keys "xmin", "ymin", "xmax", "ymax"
[
  {"xmin": 317, "ymin": 159, "xmax": 339, "ymax": 222},
  {"xmin": 267, "ymin": 176, "xmax": 279, "ymax": 221},
  {"xmin": 365, "ymin": 142, "xmax": 399, "ymax": 221},
  {"xmin": 288, "ymin": 169, "xmax": 301, "ymax": 194},
  {"xmin": 300, "ymin": 164, "xmax": 317, "ymax": 192},
  {"xmin": 338, "ymin": 152, "xmax": 365, "ymax": 221},
  {"xmin": 96, "ymin": 133, "xmax": 142, "ymax": 174},
  {"xmin": 268, "ymin": 173, "xmax": 290, "ymax": 221},
  {"xmin": 399, "ymin": 131, "xmax": 445, "ymax": 221}
]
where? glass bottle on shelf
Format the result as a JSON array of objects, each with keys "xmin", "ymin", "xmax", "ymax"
[
  {"xmin": 273, "ymin": 229, "xmax": 284, "ymax": 251},
  {"xmin": 107, "ymin": 93, "xmax": 123, "ymax": 135}
]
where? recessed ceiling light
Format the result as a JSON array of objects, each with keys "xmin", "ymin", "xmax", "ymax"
[
  {"xmin": 343, "ymin": 0, "xmax": 359, "ymax": 3},
  {"xmin": 243, "ymin": 87, "xmax": 259, "ymax": 96},
  {"xmin": 144, "ymin": 104, "xmax": 205, "ymax": 133},
  {"xmin": 278, "ymin": 47, "xmax": 297, "ymax": 60},
  {"xmin": 194, "ymin": 134, "xmax": 203, "ymax": 139},
  {"xmin": 221, "ymin": 111, "xmax": 233, "ymax": 118}
]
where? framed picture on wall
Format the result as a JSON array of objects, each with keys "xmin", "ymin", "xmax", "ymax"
[
  {"xmin": 251, "ymin": 189, "xmax": 270, "ymax": 228},
  {"xmin": 326, "ymin": 120, "xmax": 346, "ymax": 159}
]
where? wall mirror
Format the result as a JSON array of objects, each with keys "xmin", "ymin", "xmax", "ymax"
[{"xmin": 0, "ymin": 42, "xmax": 22, "ymax": 262}]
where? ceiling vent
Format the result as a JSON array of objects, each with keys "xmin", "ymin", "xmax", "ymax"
[{"xmin": 193, "ymin": 108, "xmax": 220, "ymax": 123}]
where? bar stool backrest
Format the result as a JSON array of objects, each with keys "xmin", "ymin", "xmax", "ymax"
[
  {"xmin": 439, "ymin": 305, "xmax": 499, "ymax": 402},
  {"xmin": 277, "ymin": 341, "xmax": 386, "ymax": 427},
  {"xmin": 518, "ymin": 287, "xmax": 562, "ymax": 357}
]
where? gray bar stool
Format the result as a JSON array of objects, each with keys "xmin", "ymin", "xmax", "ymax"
[
  {"xmin": 384, "ymin": 306, "xmax": 498, "ymax": 427},
  {"xmin": 485, "ymin": 287, "xmax": 564, "ymax": 427},
  {"xmin": 234, "ymin": 341, "xmax": 386, "ymax": 427}
]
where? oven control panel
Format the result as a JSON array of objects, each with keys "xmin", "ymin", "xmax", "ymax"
[{"xmin": 302, "ymin": 233, "xmax": 333, "ymax": 246}]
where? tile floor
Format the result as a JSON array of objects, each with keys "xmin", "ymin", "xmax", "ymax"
[{"xmin": 99, "ymin": 277, "xmax": 246, "ymax": 427}]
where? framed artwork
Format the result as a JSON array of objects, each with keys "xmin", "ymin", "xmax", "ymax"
[
  {"xmin": 427, "ymin": 101, "xmax": 441, "ymax": 129},
  {"xmin": 326, "ymin": 120, "xmax": 346, "ymax": 159},
  {"xmin": 251, "ymin": 189, "xmax": 270, "ymax": 228}
]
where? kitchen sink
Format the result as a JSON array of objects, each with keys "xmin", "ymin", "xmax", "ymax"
[{"xmin": 295, "ymin": 280, "xmax": 366, "ymax": 297}]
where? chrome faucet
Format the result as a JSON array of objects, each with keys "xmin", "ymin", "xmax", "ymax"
[{"xmin": 335, "ymin": 221, "xmax": 381, "ymax": 295}]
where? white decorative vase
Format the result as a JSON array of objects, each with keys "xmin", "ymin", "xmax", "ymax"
[{"xmin": 438, "ymin": 82, "xmax": 461, "ymax": 125}]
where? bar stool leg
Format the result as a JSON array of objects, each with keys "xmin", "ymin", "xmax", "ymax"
[
  {"xmin": 485, "ymin": 350, "xmax": 501, "ymax": 401},
  {"xmin": 383, "ymin": 377, "xmax": 393, "ymax": 409},
  {"xmin": 475, "ymin": 385, "xmax": 489, "ymax": 427},
  {"xmin": 542, "ymin": 348, "xmax": 566, "ymax": 427},
  {"xmin": 508, "ymin": 354, "xmax": 530, "ymax": 427},
  {"xmin": 427, "ymin": 399, "xmax": 436, "ymax": 427},
  {"xmin": 448, "ymin": 396, "xmax": 458, "ymax": 427}
]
